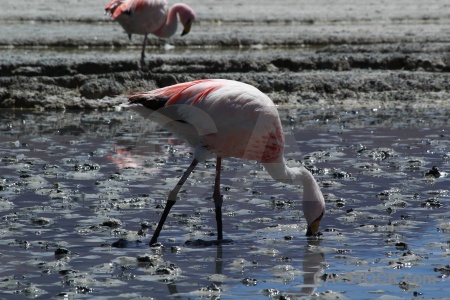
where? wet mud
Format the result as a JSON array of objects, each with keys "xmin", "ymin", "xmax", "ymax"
[
  {"xmin": 0, "ymin": 108, "xmax": 449, "ymax": 299},
  {"xmin": 1, "ymin": 0, "xmax": 450, "ymax": 108}
]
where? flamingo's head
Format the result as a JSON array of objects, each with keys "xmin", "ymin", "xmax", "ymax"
[
  {"xmin": 306, "ymin": 210, "xmax": 324, "ymax": 236},
  {"xmin": 262, "ymin": 163, "xmax": 326, "ymax": 237},
  {"xmin": 302, "ymin": 176, "xmax": 325, "ymax": 237},
  {"xmin": 179, "ymin": 5, "xmax": 196, "ymax": 36}
]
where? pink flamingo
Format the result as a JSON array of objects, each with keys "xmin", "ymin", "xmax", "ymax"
[
  {"xmin": 105, "ymin": 0, "xmax": 196, "ymax": 65},
  {"xmin": 127, "ymin": 79, "xmax": 325, "ymax": 245}
]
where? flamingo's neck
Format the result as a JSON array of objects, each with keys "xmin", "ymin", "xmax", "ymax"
[
  {"xmin": 262, "ymin": 158, "xmax": 310, "ymax": 185},
  {"xmin": 154, "ymin": 4, "xmax": 185, "ymax": 38},
  {"xmin": 263, "ymin": 158, "xmax": 325, "ymax": 225}
]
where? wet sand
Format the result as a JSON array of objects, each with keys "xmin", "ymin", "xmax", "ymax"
[{"xmin": 1, "ymin": 0, "xmax": 450, "ymax": 108}]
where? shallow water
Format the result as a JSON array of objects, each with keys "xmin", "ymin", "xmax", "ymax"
[{"xmin": 0, "ymin": 106, "xmax": 449, "ymax": 299}]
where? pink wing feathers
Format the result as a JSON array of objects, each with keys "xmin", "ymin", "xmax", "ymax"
[
  {"xmin": 128, "ymin": 79, "xmax": 285, "ymax": 163},
  {"xmin": 105, "ymin": 0, "xmax": 127, "ymax": 20},
  {"xmin": 129, "ymin": 79, "xmax": 225, "ymax": 106},
  {"xmin": 105, "ymin": 0, "xmax": 150, "ymax": 19}
]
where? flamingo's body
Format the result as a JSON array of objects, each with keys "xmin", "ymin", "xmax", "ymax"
[
  {"xmin": 127, "ymin": 79, "xmax": 325, "ymax": 245},
  {"xmin": 105, "ymin": 0, "xmax": 196, "ymax": 64}
]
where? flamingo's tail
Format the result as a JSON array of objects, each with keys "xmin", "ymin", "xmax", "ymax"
[{"xmin": 105, "ymin": 0, "xmax": 127, "ymax": 19}]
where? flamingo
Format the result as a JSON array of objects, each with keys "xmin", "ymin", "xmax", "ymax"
[
  {"xmin": 126, "ymin": 79, "xmax": 326, "ymax": 245},
  {"xmin": 105, "ymin": 0, "xmax": 196, "ymax": 65}
]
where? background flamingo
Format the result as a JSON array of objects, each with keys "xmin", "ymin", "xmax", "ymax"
[
  {"xmin": 126, "ymin": 79, "xmax": 326, "ymax": 245},
  {"xmin": 105, "ymin": 0, "xmax": 196, "ymax": 65}
]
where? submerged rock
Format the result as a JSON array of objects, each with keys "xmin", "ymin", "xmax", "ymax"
[
  {"xmin": 55, "ymin": 247, "xmax": 71, "ymax": 259},
  {"xmin": 101, "ymin": 218, "xmax": 122, "ymax": 228},
  {"xmin": 424, "ymin": 166, "xmax": 442, "ymax": 178}
]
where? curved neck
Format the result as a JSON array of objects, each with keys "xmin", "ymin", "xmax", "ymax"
[
  {"xmin": 154, "ymin": 4, "xmax": 184, "ymax": 38},
  {"xmin": 263, "ymin": 158, "xmax": 325, "ymax": 225},
  {"xmin": 263, "ymin": 158, "xmax": 313, "ymax": 186}
]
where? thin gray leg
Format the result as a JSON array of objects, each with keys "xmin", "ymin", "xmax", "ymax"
[
  {"xmin": 149, "ymin": 159, "xmax": 199, "ymax": 245},
  {"xmin": 213, "ymin": 157, "xmax": 223, "ymax": 240},
  {"xmin": 140, "ymin": 34, "xmax": 148, "ymax": 66}
]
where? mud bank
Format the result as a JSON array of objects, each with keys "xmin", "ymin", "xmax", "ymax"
[{"xmin": 0, "ymin": 0, "xmax": 449, "ymax": 109}]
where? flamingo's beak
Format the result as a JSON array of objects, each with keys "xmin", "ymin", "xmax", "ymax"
[
  {"xmin": 306, "ymin": 211, "xmax": 324, "ymax": 236},
  {"xmin": 306, "ymin": 219, "xmax": 320, "ymax": 236},
  {"xmin": 181, "ymin": 19, "xmax": 192, "ymax": 36}
]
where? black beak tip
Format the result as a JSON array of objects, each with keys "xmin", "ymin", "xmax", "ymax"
[{"xmin": 306, "ymin": 227, "xmax": 323, "ymax": 238}]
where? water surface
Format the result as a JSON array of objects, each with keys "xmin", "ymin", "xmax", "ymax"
[{"xmin": 0, "ymin": 106, "xmax": 449, "ymax": 299}]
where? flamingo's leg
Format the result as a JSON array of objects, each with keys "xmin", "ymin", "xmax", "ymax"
[
  {"xmin": 140, "ymin": 34, "xmax": 148, "ymax": 66},
  {"xmin": 213, "ymin": 156, "xmax": 223, "ymax": 240},
  {"xmin": 149, "ymin": 159, "xmax": 199, "ymax": 245}
]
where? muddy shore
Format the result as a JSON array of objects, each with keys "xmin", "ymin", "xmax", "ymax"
[{"xmin": 0, "ymin": 0, "xmax": 449, "ymax": 109}]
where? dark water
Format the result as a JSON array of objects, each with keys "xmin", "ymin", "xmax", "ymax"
[{"xmin": 0, "ymin": 106, "xmax": 449, "ymax": 299}]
